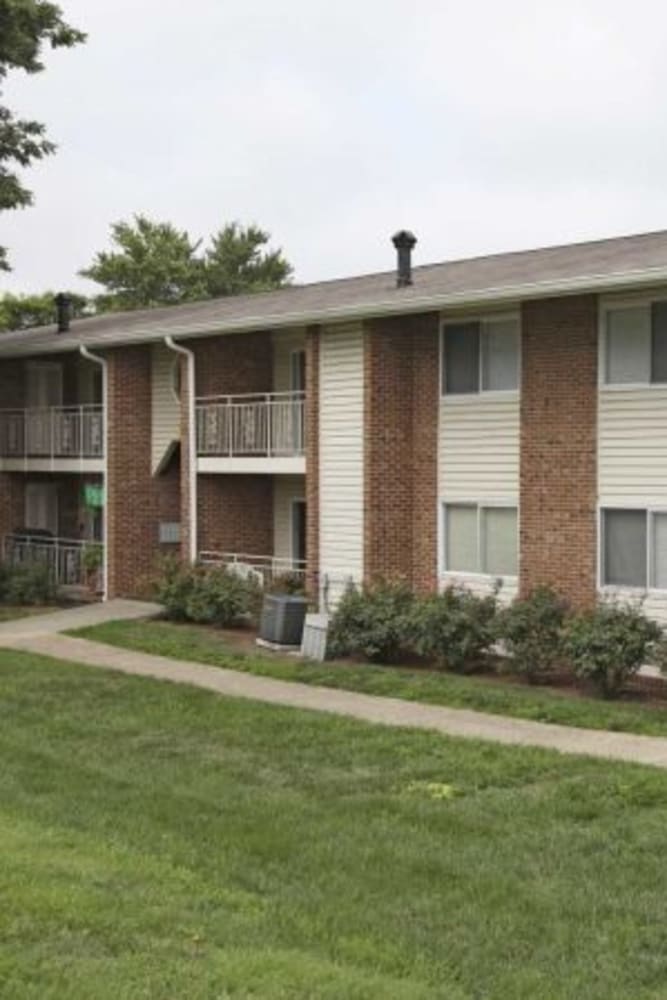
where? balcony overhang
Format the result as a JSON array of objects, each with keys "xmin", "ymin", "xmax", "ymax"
[
  {"xmin": 197, "ymin": 456, "xmax": 305, "ymax": 475},
  {"xmin": 0, "ymin": 457, "xmax": 104, "ymax": 474}
]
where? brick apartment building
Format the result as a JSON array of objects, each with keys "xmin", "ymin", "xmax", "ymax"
[{"xmin": 1, "ymin": 229, "xmax": 667, "ymax": 621}]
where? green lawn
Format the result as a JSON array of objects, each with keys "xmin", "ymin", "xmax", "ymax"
[
  {"xmin": 3, "ymin": 649, "xmax": 667, "ymax": 998},
  {"xmin": 72, "ymin": 617, "xmax": 667, "ymax": 739}
]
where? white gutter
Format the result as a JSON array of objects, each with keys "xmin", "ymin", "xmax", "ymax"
[
  {"xmin": 79, "ymin": 345, "xmax": 109, "ymax": 601},
  {"xmin": 164, "ymin": 337, "xmax": 197, "ymax": 563}
]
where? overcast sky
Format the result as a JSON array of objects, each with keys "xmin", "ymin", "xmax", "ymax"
[{"xmin": 2, "ymin": 0, "xmax": 667, "ymax": 295}]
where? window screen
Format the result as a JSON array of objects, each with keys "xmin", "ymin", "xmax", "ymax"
[
  {"xmin": 481, "ymin": 320, "xmax": 519, "ymax": 391},
  {"xmin": 444, "ymin": 323, "xmax": 479, "ymax": 394},
  {"xmin": 445, "ymin": 505, "xmax": 478, "ymax": 572},
  {"xmin": 605, "ymin": 307, "xmax": 651, "ymax": 384},
  {"xmin": 482, "ymin": 507, "xmax": 518, "ymax": 576},
  {"xmin": 603, "ymin": 509, "xmax": 647, "ymax": 587},
  {"xmin": 651, "ymin": 302, "xmax": 667, "ymax": 383}
]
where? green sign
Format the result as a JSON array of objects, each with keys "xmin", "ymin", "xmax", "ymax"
[{"xmin": 83, "ymin": 484, "xmax": 105, "ymax": 508}]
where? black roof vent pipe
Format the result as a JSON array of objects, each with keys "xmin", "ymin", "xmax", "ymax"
[
  {"xmin": 54, "ymin": 293, "xmax": 71, "ymax": 333},
  {"xmin": 391, "ymin": 230, "xmax": 417, "ymax": 288}
]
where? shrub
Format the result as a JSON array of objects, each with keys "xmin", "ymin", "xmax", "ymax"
[
  {"xmin": 561, "ymin": 602, "xmax": 661, "ymax": 698},
  {"xmin": 406, "ymin": 586, "xmax": 497, "ymax": 672},
  {"xmin": 155, "ymin": 558, "xmax": 261, "ymax": 628},
  {"xmin": 495, "ymin": 586, "xmax": 568, "ymax": 682},
  {"xmin": 268, "ymin": 572, "xmax": 306, "ymax": 596},
  {"xmin": 327, "ymin": 579, "xmax": 415, "ymax": 663},
  {"xmin": 4, "ymin": 562, "xmax": 56, "ymax": 605}
]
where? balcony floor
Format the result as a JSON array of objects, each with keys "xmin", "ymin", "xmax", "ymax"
[
  {"xmin": 197, "ymin": 456, "xmax": 305, "ymax": 475},
  {"xmin": 0, "ymin": 457, "xmax": 104, "ymax": 474}
]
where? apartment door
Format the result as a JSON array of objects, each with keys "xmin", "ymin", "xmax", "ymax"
[
  {"xmin": 25, "ymin": 483, "xmax": 59, "ymax": 536},
  {"xmin": 291, "ymin": 499, "xmax": 307, "ymax": 565},
  {"xmin": 26, "ymin": 363, "xmax": 63, "ymax": 455}
]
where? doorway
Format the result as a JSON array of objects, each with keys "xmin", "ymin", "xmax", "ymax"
[{"xmin": 291, "ymin": 499, "xmax": 307, "ymax": 565}]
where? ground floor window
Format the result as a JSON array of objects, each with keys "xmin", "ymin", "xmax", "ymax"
[
  {"xmin": 601, "ymin": 508, "xmax": 667, "ymax": 589},
  {"xmin": 443, "ymin": 502, "xmax": 518, "ymax": 577}
]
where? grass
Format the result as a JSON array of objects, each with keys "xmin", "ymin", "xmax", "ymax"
[
  {"xmin": 71, "ymin": 617, "xmax": 667, "ymax": 739},
  {"xmin": 4, "ymin": 648, "xmax": 667, "ymax": 998}
]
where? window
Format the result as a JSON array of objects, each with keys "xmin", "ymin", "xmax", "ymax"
[
  {"xmin": 601, "ymin": 508, "xmax": 667, "ymax": 589},
  {"xmin": 443, "ymin": 503, "xmax": 518, "ymax": 577},
  {"xmin": 443, "ymin": 317, "xmax": 519, "ymax": 395},
  {"xmin": 604, "ymin": 301, "xmax": 667, "ymax": 384}
]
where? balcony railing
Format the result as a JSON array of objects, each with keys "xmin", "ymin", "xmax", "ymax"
[
  {"xmin": 199, "ymin": 551, "xmax": 306, "ymax": 588},
  {"xmin": 3, "ymin": 533, "xmax": 103, "ymax": 590},
  {"xmin": 196, "ymin": 391, "xmax": 305, "ymax": 458},
  {"xmin": 0, "ymin": 406, "xmax": 104, "ymax": 460}
]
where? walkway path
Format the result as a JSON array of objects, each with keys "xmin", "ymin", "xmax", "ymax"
[{"xmin": 3, "ymin": 601, "xmax": 667, "ymax": 769}]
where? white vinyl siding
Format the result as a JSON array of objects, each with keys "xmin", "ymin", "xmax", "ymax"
[
  {"xmin": 319, "ymin": 322, "xmax": 364, "ymax": 600},
  {"xmin": 273, "ymin": 475, "xmax": 305, "ymax": 563},
  {"xmin": 151, "ymin": 344, "xmax": 180, "ymax": 474},
  {"xmin": 439, "ymin": 396, "xmax": 519, "ymax": 500},
  {"xmin": 272, "ymin": 328, "xmax": 306, "ymax": 393},
  {"xmin": 598, "ymin": 387, "xmax": 667, "ymax": 502}
]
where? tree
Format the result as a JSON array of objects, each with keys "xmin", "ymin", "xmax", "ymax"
[
  {"xmin": 0, "ymin": 290, "xmax": 89, "ymax": 330},
  {"xmin": 80, "ymin": 215, "xmax": 293, "ymax": 311},
  {"xmin": 79, "ymin": 216, "xmax": 205, "ymax": 311},
  {"xmin": 0, "ymin": 1, "xmax": 85, "ymax": 270},
  {"xmin": 204, "ymin": 223, "xmax": 292, "ymax": 296}
]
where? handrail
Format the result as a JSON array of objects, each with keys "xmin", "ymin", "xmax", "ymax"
[
  {"xmin": 0, "ymin": 405, "xmax": 104, "ymax": 460},
  {"xmin": 196, "ymin": 390, "xmax": 305, "ymax": 404},
  {"xmin": 195, "ymin": 393, "xmax": 305, "ymax": 458}
]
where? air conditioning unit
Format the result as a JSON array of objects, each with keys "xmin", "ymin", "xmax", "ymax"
[{"xmin": 258, "ymin": 594, "xmax": 308, "ymax": 648}]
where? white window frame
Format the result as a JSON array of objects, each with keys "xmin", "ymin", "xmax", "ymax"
[
  {"xmin": 599, "ymin": 291, "xmax": 667, "ymax": 391},
  {"xmin": 598, "ymin": 504, "xmax": 667, "ymax": 593},
  {"xmin": 440, "ymin": 311, "xmax": 521, "ymax": 402},
  {"xmin": 439, "ymin": 499, "xmax": 519, "ymax": 581}
]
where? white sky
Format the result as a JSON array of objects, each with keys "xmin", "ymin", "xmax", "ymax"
[{"xmin": 2, "ymin": 0, "xmax": 667, "ymax": 294}]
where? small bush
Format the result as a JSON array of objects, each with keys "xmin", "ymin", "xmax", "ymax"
[
  {"xmin": 406, "ymin": 586, "xmax": 497, "ymax": 672},
  {"xmin": 327, "ymin": 579, "xmax": 415, "ymax": 663},
  {"xmin": 561, "ymin": 602, "xmax": 661, "ymax": 698},
  {"xmin": 268, "ymin": 572, "xmax": 306, "ymax": 596},
  {"xmin": 495, "ymin": 586, "xmax": 568, "ymax": 682},
  {"xmin": 155, "ymin": 558, "xmax": 261, "ymax": 628},
  {"xmin": 4, "ymin": 562, "xmax": 56, "ymax": 606}
]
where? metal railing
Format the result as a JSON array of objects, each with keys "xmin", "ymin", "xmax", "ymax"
[
  {"xmin": 198, "ymin": 551, "xmax": 307, "ymax": 588},
  {"xmin": 196, "ymin": 391, "xmax": 305, "ymax": 458},
  {"xmin": 0, "ymin": 405, "xmax": 104, "ymax": 460},
  {"xmin": 3, "ymin": 533, "xmax": 103, "ymax": 590}
]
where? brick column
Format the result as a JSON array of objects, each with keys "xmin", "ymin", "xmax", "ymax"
[
  {"xmin": 363, "ymin": 312, "xmax": 439, "ymax": 593},
  {"xmin": 520, "ymin": 294, "xmax": 598, "ymax": 608},
  {"xmin": 305, "ymin": 325, "xmax": 320, "ymax": 600},
  {"xmin": 106, "ymin": 345, "xmax": 160, "ymax": 598}
]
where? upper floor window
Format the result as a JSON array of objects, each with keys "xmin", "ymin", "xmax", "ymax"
[
  {"xmin": 604, "ymin": 301, "xmax": 667, "ymax": 385},
  {"xmin": 442, "ymin": 317, "xmax": 519, "ymax": 395}
]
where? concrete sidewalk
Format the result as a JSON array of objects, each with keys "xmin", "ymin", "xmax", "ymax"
[
  {"xmin": 0, "ymin": 598, "xmax": 161, "ymax": 640},
  {"xmin": 7, "ymin": 626, "xmax": 667, "ymax": 770}
]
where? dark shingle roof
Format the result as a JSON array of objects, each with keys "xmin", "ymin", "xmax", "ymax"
[{"xmin": 3, "ymin": 229, "xmax": 667, "ymax": 356}]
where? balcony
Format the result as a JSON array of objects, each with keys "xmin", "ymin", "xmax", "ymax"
[
  {"xmin": 0, "ymin": 406, "xmax": 104, "ymax": 472},
  {"xmin": 199, "ymin": 550, "xmax": 306, "ymax": 588},
  {"xmin": 196, "ymin": 391, "xmax": 305, "ymax": 474},
  {"xmin": 4, "ymin": 532, "xmax": 103, "ymax": 592}
]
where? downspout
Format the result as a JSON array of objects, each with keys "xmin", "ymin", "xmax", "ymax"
[
  {"xmin": 79, "ymin": 345, "xmax": 109, "ymax": 601},
  {"xmin": 164, "ymin": 337, "xmax": 197, "ymax": 563}
]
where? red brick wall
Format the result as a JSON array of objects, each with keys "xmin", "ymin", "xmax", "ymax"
[
  {"xmin": 191, "ymin": 331, "xmax": 273, "ymax": 397},
  {"xmin": 520, "ymin": 294, "xmax": 598, "ymax": 608},
  {"xmin": 106, "ymin": 345, "xmax": 181, "ymax": 597},
  {"xmin": 305, "ymin": 325, "xmax": 319, "ymax": 598},
  {"xmin": 198, "ymin": 475, "xmax": 273, "ymax": 555},
  {"xmin": 363, "ymin": 312, "xmax": 439, "ymax": 592}
]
